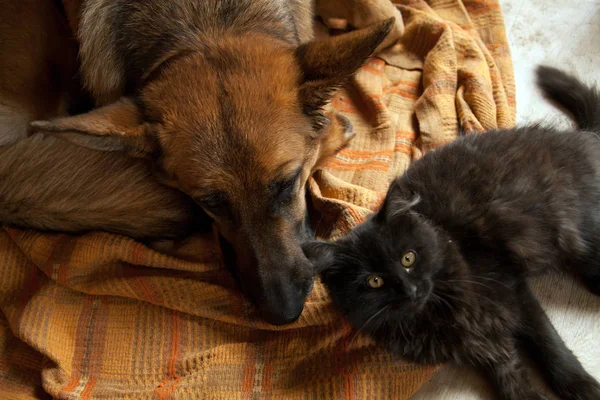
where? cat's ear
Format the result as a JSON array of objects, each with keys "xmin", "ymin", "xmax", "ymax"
[
  {"xmin": 380, "ymin": 180, "xmax": 421, "ymax": 220},
  {"xmin": 302, "ymin": 241, "xmax": 338, "ymax": 272},
  {"xmin": 388, "ymin": 195, "xmax": 421, "ymax": 218}
]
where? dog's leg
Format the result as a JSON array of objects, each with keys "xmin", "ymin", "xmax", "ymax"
[{"xmin": 315, "ymin": 0, "xmax": 404, "ymax": 51}]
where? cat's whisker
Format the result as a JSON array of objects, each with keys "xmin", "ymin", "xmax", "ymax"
[
  {"xmin": 475, "ymin": 276, "xmax": 513, "ymax": 290},
  {"xmin": 389, "ymin": 194, "xmax": 421, "ymax": 218},
  {"xmin": 317, "ymin": 219, "xmax": 339, "ymax": 241},
  {"xmin": 349, "ymin": 305, "xmax": 390, "ymax": 347},
  {"xmin": 379, "ymin": 307, "xmax": 400, "ymax": 344},
  {"xmin": 374, "ymin": 308, "xmax": 393, "ymax": 342},
  {"xmin": 431, "ymin": 289, "xmax": 485, "ymax": 312},
  {"xmin": 431, "ymin": 293, "xmax": 456, "ymax": 315},
  {"xmin": 313, "ymin": 211, "xmax": 325, "ymax": 237},
  {"xmin": 445, "ymin": 279, "xmax": 497, "ymax": 292},
  {"xmin": 396, "ymin": 319, "xmax": 410, "ymax": 343},
  {"xmin": 442, "ymin": 280, "xmax": 514, "ymax": 305},
  {"xmin": 439, "ymin": 294, "xmax": 473, "ymax": 309},
  {"xmin": 383, "ymin": 308, "xmax": 397, "ymax": 342},
  {"xmin": 321, "ymin": 225, "xmax": 335, "ymax": 240}
]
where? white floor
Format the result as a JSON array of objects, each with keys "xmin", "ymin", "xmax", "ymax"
[{"xmin": 411, "ymin": 1, "xmax": 600, "ymax": 399}]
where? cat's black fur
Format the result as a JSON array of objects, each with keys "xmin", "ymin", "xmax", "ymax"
[{"xmin": 303, "ymin": 66, "xmax": 600, "ymax": 400}]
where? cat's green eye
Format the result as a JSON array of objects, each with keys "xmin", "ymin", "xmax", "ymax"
[
  {"xmin": 401, "ymin": 250, "xmax": 417, "ymax": 268},
  {"xmin": 367, "ymin": 275, "xmax": 384, "ymax": 289}
]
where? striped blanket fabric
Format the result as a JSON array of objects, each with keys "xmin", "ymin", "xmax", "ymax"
[{"xmin": 0, "ymin": 1, "xmax": 515, "ymax": 398}]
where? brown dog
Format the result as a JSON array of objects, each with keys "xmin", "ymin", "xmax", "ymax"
[{"xmin": 17, "ymin": 0, "xmax": 395, "ymax": 325}]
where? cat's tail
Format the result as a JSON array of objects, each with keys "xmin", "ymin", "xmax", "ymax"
[{"xmin": 536, "ymin": 65, "xmax": 600, "ymax": 131}]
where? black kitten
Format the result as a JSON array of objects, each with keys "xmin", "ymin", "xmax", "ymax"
[{"xmin": 303, "ymin": 66, "xmax": 600, "ymax": 400}]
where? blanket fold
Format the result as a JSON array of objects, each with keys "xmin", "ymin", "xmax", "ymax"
[{"xmin": 0, "ymin": 1, "xmax": 515, "ymax": 398}]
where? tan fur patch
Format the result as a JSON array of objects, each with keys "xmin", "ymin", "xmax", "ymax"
[{"xmin": 78, "ymin": 2, "xmax": 126, "ymax": 105}]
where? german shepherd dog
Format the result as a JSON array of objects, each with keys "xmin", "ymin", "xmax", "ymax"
[{"xmin": 1, "ymin": 0, "xmax": 400, "ymax": 325}]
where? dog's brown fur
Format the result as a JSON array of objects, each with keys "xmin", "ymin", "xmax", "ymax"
[
  {"xmin": 0, "ymin": 135, "xmax": 201, "ymax": 240},
  {"xmin": 0, "ymin": 0, "xmax": 201, "ymax": 241},
  {"xmin": 9, "ymin": 0, "xmax": 395, "ymax": 325},
  {"xmin": 0, "ymin": 0, "xmax": 80, "ymax": 146}
]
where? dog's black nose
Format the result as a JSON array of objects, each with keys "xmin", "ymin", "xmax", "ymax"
[
  {"xmin": 259, "ymin": 273, "xmax": 314, "ymax": 326},
  {"xmin": 260, "ymin": 301, "xmax": 304, "ymax": 326}
]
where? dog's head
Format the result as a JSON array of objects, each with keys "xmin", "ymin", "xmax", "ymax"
[{"xmin": 30, "ymin": 19, "xmax": 394, "ymax": 325}]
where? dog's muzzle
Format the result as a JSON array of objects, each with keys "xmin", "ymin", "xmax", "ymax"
[
  {"xmin": 258, "ymin": 270, "xmax": 315, "ymax": 325},
  {"xmin": 218, "ymin": 230, "xmax": 316, "ymax": 326}
]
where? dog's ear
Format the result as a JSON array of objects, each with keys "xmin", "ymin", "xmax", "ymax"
[
  {"xmin": 295, "ymin": 18, "xmax": 395, "ymax": 126},
  {"xmin": 29, "ymin": 98, "xmax": 155, "ymax": 158}
]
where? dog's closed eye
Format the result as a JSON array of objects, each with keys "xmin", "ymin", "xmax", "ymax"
[
  {"xmin": 269, "ymin": 167, "xmax": 303, "ymax": 204},
  {"xmin": 196, "ymin": 193, "xmax": 230, "ymax": 219}
]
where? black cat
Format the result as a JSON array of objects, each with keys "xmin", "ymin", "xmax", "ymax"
[{"xmin": 303, "ymin": 66, "xmax": 600, "ymax": 400}]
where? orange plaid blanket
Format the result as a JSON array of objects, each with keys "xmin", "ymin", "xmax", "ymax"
[{"xmin": 0, "ymin": 1, "xmax": 515, "ymax": 398}]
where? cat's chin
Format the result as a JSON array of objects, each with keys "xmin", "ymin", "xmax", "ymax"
[
  {"xmin": 412, "ymin": 298, "xmax": 429, "ymax": 314},
  {"xmin": 390, "ymin": 298, "xmax": 429, "ymax": 316}
]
